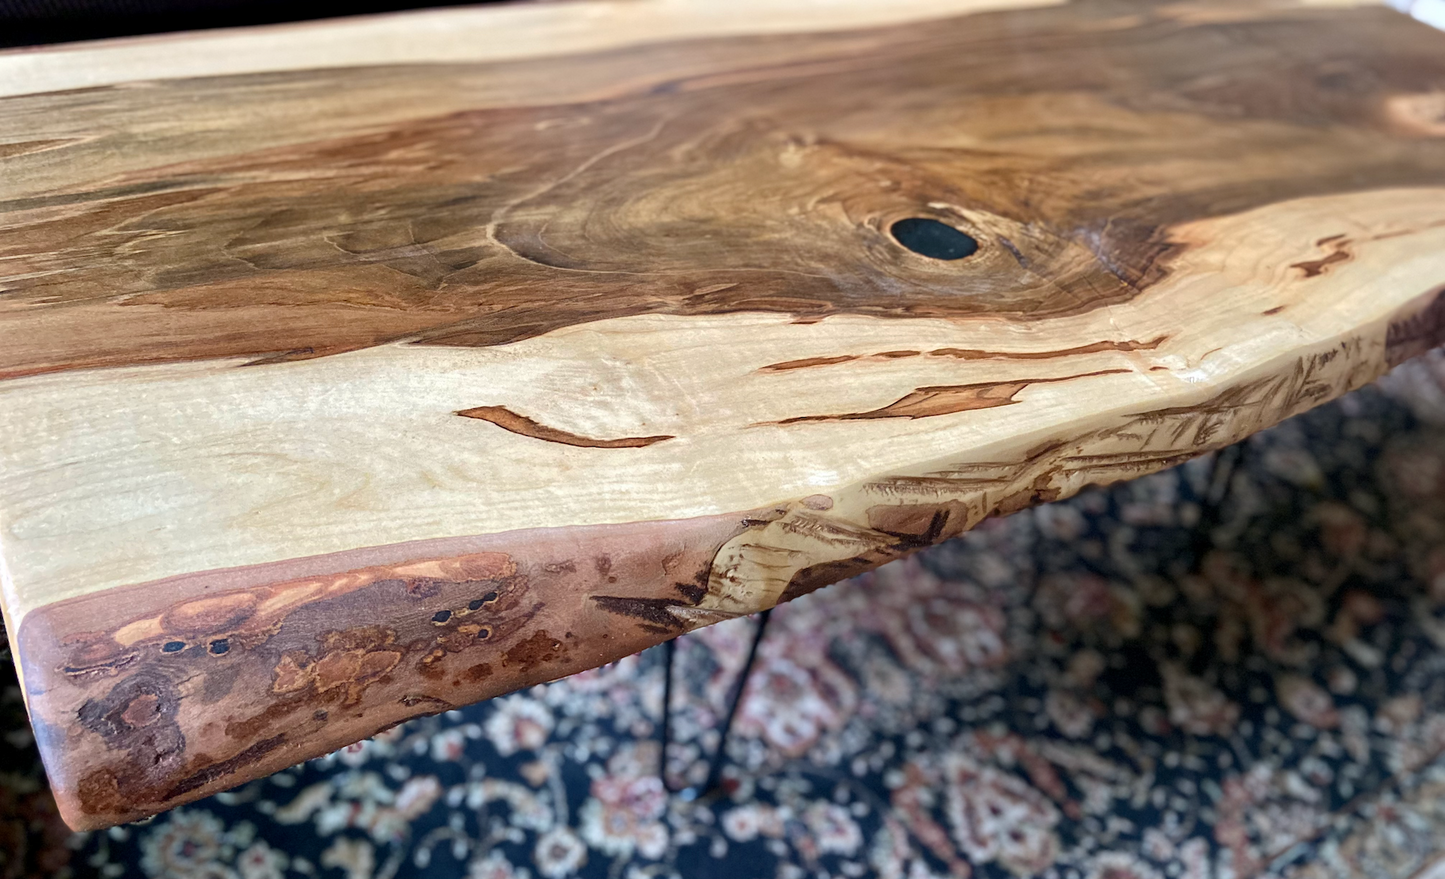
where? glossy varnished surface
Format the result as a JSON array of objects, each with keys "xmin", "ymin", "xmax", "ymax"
[
  {"xmin": 5, "ymin": 1, "xmax": 1445, "ymax": 379},
  {"xmin": 2, "ymin": 0, "xmax": 1444, "ymax": 829}
]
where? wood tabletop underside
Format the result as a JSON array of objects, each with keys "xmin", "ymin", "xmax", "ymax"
[{"xmin": 2, "ymin": 0, "xmax": 1444, "ymax": 830}]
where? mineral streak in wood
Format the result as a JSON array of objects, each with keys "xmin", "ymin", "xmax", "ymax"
[{"xmin": 1, "ymin": 0, "xmax": 1444, "ymax": 831}]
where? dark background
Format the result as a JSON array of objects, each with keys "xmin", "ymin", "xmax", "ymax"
[{"xmin": 0, "ymin": 0, "xmax": 508, "ymax": 48}]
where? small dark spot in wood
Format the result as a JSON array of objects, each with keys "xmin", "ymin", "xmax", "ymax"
[
  {"xmin": 313, "ymin": 710, "xmax": 328, "ymax": 721},
  {"xmin": 890, "ymin": 217, "xmax": 979, "ymax": 261},
  {"xmin": 432, "ymin": 610, "xmax": 452, "ymax": 623},
  {"xmin": 161, "ymin": 641, "xmax": 185, "ymax": 653},
  {"xmin": 476, "ymin": 626, "xmax": 492, "ymax": 641},
  {"xmin": 502, "ymin": 630, "xmax": 567, "ymax": 670},
  {"xmin": 462, "ymin": 662, "xmax": 494, "ymax": 683},
  {"xmin": 482, "ymin": 591, "xmax": 499, "ymax": 603},
  {"xmin": 1263, "ymin": 306, "xmax": 1286, "ymax": 315},
  {"xmin": 467, "ymin": 599, "xmax": 483, "ymax": 611},
  {"xmin": 208, "ymin": 639, "xmax": 229, "ymax": 655}
]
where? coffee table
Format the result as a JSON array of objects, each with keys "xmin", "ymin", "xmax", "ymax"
[{"xmin": 2, "ymin": 0, "xmax": 1444, "ymax": 830}]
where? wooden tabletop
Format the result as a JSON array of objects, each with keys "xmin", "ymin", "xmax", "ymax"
[{"xmin": 2, "ymin": 0, "xmax": 1444, "ymax": 831}]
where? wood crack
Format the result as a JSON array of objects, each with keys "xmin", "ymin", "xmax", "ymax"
[
  {"xmin": 761, "ymin": 369, "xmax": 1132, "ymax": 424},
  {"xmin": 456, "ymin": 406, "xmax": 674, "ymax": 449},
  {"xmin": 758, "ymin": 336, "xmax": 1168, "ymax": 372}
]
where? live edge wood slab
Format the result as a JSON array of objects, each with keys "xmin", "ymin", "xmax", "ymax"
[{"xmin": 1, "ymin": 0, "xmax": 1444, "ymax": 831}]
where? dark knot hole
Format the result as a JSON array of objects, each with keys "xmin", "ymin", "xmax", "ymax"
[{"xmin": 890, "ymin": 217, "xmax": 979, "ymax": 261}]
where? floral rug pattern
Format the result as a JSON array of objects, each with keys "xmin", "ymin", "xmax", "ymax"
[{"xmin": 3, "ymin": 355, "xmax": 1445, "ymax": 879}]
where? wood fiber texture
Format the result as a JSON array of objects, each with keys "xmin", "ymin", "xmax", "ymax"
[{"xmin": 2, "ymin": 0, "xmax": 1445, "ymax": 830}]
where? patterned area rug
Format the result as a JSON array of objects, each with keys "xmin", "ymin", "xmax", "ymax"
[{"xmin": 3, "ymin": 353, "xmax": 1445, "ymax": 879}]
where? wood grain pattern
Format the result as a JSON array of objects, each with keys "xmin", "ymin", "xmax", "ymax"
[{"xmin": 1, "ymin": 0, "xmax": 1444, "ymax": 830}]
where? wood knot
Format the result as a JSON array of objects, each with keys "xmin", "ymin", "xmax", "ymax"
[{"xmin": 890, "ymin": 217, "xmax": 979, "ymax": 261}]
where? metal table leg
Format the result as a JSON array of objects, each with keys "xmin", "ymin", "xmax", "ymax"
[{"xmin": 659, "ymin": 608, "xmax": 773, "ymax": 800}]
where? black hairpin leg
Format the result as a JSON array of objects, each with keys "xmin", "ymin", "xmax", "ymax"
[{"xmin": 659, "ymin": 608, "xmax": 773, "ymax": 801}]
